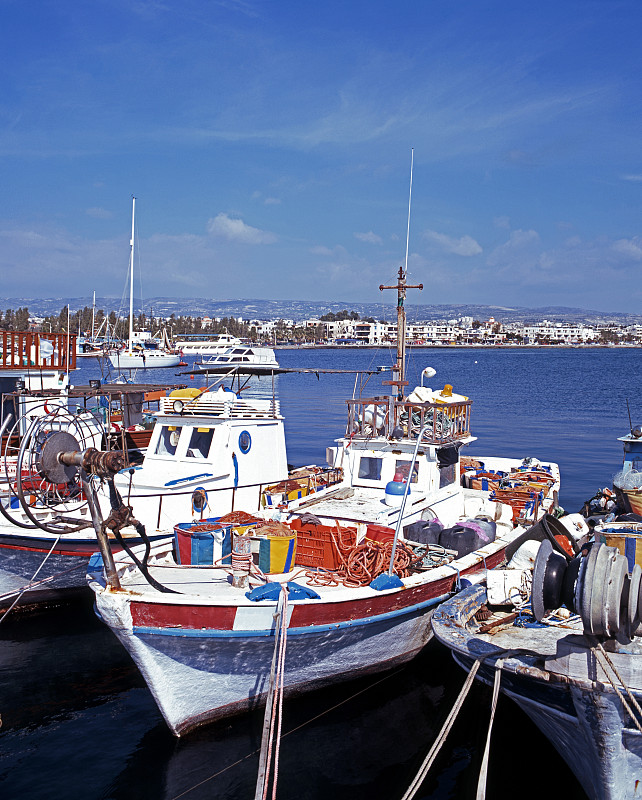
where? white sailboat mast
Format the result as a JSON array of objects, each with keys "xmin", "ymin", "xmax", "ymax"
[{"xmin": 128, "ymin": 196, "xmax": 136, "ymax": 353}]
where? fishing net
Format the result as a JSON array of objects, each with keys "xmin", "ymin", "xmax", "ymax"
[{"xmin": 613, "ymin": 469, "xmax": 642, "ymax": 490}]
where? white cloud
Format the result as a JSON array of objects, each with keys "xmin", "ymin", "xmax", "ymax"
[
  {"xmin": 423, "ymin": 230, "xmax": 482, "ymax": 256},
  {"xmin": 86, "ymin": 207, "xmax": 112, "ymax": 219},
  {"xmin": 612, "ymin": 237, "xmax": 642, "ymax": 260},
  {"xmin": 494, "ymin": 216, "xmax": 510, "ymax": 229},
  {"xmin": 354, "ymin": 230, "xmax": 383, "ymax": 245},
  {"xmin": 206, "ymin": 213, "xmax": 276, "ymax": 244},
  {"xmin": 621, "ymin": 174, "xmax": 642, "ymax": 182},
  {"xmin": 486, "ymin": 229, "xmax": 540, "ymax": 268}
]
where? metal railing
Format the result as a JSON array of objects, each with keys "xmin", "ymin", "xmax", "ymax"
[
  {"xmin": 127, "ymin": 466, "xmax": 345, "ymax": 528},
  {"xmin": 346, "ymin": 396, "xmax": 472, "ymax": 444}
]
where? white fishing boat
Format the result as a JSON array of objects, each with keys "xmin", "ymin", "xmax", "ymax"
[
  {"xmin": 108, "ymin": 198, "xmax": 180, "ymax": 370},
  {"xmin": 85, "ymin": 267, "xmax": 560, "ymax": 736},
  {"xmin": 432, "ymin": 525, "xmax": 642, "ymax": 800}
]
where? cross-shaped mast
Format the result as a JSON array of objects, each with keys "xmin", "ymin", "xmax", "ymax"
[{"xmin": 380, "ymin": 267, "xmax": 423, "ymax": 399}]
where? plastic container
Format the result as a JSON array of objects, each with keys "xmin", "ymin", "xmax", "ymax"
[
  {"xmin": 385, "ymin": 472, "xmax": 409, "ymax": 507},
  {"xmin": 257, "ymin": 532, "xmax": 297, "ymax": 574},
  {"xmin": 403, "ymin": 519, "xmax": 443, "ymax": 545},
  {"xmin": 438, "ymin": 523, "xmax": 490, "ymax": 558},
  {"xmin": 597, "ymin": 523, "xmax": 642, "ymax": 571},
  {"xmin": 174, "ymin": 518, "xmax": 232, "ymax": 565},
  {"xmin": 289, "ymin": 517, "xmax": 357, "ymax": 569},
  {"xmin": 365, "ymin": 524, "xmax": 396, "ymax": 545}
]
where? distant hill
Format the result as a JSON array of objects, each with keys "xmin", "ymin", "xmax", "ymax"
[{"xmin": 0, "ymin": 296, "xmax": 639, "ymax": 325}]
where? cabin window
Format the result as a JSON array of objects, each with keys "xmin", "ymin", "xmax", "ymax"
[
  {"xmin": 186, "ymin": 427, "xmax": 214, "ymax": 459},
  {"xmin": 358, "ymin": 456, "xmax": 382, "ymax": 481},
  {"xmin": 155, "ymin": 426, "xmax": 182, "ymax": 456},
  {"xmin": 394, "ymin": 460, "xmax": 419, "ymax": 484}
]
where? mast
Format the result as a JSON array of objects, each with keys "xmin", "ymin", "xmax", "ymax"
[
  {"xmin": 128, "ymin": 196, "xmax": 136, "ymax": 353},
  {"xmin": 91, "ymin": 290, "xmax": 96, "ymax": 341},
  {"xmin": 379, "ymin": 151, "xmax": 422, "ymax": 400}
]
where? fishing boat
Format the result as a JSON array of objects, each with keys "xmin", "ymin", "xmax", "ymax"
[
  {"xmin": 0, "ymin": 351, "xmax": 354, "ymax": 611},
  {"xmin": 432, "ymin": 524, "xmax": 642, "ymax": 800},
  {"xmin": 612, "ymin": 425, "xmax": 642, "ymax": 516},
  {"xmin": 84, "ymin": 265, "xmax": 560, "ymax": 735},
  {"xmin": 108, "ymin": 198, "xmax": 180, "ymax": 370}
]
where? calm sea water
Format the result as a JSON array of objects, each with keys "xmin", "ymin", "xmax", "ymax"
[{"xmin": 2, "ymin": 346, "xmax": 635, "ymax": 800}]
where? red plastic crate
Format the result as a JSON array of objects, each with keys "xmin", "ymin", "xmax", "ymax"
[{"xmin": 290, "ymin": 518, "xmax": 357, "ymax": 569}]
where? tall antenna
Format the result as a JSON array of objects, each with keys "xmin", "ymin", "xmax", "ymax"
[
  {"xmin": 380, "ymin": 149, "xmax": 422, "ymax": 401},
  {"xmin": 404, "ymin": 147, "xmax": 414, "ymax": 275}
]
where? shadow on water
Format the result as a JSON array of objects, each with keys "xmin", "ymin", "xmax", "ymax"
[{"xmin": 0, "ymin": 602, "xmax": 587, "ymax": 800}]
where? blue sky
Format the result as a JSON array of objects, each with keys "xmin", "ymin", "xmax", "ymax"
[{"xmin": 2, "ymin": 0, "xmax": 642, "ymax": 312}]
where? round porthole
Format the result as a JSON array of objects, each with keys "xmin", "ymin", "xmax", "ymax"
[{"xmin": 238, "ymin": 430, "xmax": 252, "ymax": 454}]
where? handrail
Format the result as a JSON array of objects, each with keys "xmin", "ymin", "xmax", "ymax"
[
  {"xmin": 126, "ymin": 466, "xmax": 343, "ymax": 523},
  {"xmin": 346, "ymin": 396, "xmax": 472, "ymax": 443},
  {"xmin": 0, "ymin": 331, "xmax": 77, "ymax": 371}
]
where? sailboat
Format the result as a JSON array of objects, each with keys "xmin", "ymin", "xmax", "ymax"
[{"xmin": 108, "ymin": 198, "xmax": 180, "ymax": 370}]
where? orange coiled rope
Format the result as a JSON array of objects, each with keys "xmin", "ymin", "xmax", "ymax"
[{"xmin": 306, "ymin": 524, "xmax": 415, "ymax": 588}]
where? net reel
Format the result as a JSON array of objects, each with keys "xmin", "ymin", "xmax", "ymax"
[
  {"xmin": 0, "ymin": 402, "xmax": 106, "ymax": 534},
  {"xmin": 532, "ymin": 539, "xmax": 642, "ymax": 642}
]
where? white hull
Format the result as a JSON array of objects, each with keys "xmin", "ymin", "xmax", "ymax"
[
  {"xmin": 89, "ymin": 526, "xmax": 519, "ymax": 735},
  {"xmin": 97, "ymin": 589, "xmax": 438, "ymax": 735},
  {"xmin": 108, "ymin": 351, "xmax": 180, "ymax": 368}
]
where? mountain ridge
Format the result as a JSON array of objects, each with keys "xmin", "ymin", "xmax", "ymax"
[{"xmin": 0, "ymin": 296, "xmax": 639, "ymax": 325}]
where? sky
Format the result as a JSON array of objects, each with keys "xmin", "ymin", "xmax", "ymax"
[{"xmin": 2, "ymin": 0, "xmax": 642, "ymax": 313}]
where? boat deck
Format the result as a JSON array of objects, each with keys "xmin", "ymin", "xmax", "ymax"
[
  {"xmin": 95, "ymin": 526, "xmax": 521, "ymax": 608},
  {"xmin": 290, "ymin": 486, "xmax": 428, "ymax": 525}
]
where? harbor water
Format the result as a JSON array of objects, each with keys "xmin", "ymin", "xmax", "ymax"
[{"xmin": 2, "ymin": 346, "xmax": 637, "ymax": 800}]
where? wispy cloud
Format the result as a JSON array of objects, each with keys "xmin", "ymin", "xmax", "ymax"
[
  {"xmin": 354, "ymin": 231, "xmax": 383, "ymax": 245},
  {"xmin": 86, "ymin": 207, "xmax": 112, "ymax": 219},
  {"xmin": 207, "ymin": 213, "xmax": 276, "ymax": 244},
  {"xmin": 423, "ymin": 230, "xmax": 482, "ymax": 256}
]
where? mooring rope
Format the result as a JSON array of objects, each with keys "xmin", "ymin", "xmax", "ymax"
[
  {"xmin": 402, "ymin": 647, "xmax": 533, "ymax": 800},
  {"xmin": 0, "ymin": 535, "xmax": 63, "ymax": 624},
  {"xmin": 255, "ymin": 586, "xmax": 289, "ymax": 800},
  {"xmin": 401, "ymin": 659, "xmax": 482, "ymax": 800},
  {"xmin": 590, "ymin": 639, "xmax": 642, "ymax": 733}
]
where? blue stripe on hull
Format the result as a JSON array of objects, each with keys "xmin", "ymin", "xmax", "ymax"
[{"xmin": 131, "ymin": 593, "xmax": 452, "ymax": 639}]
